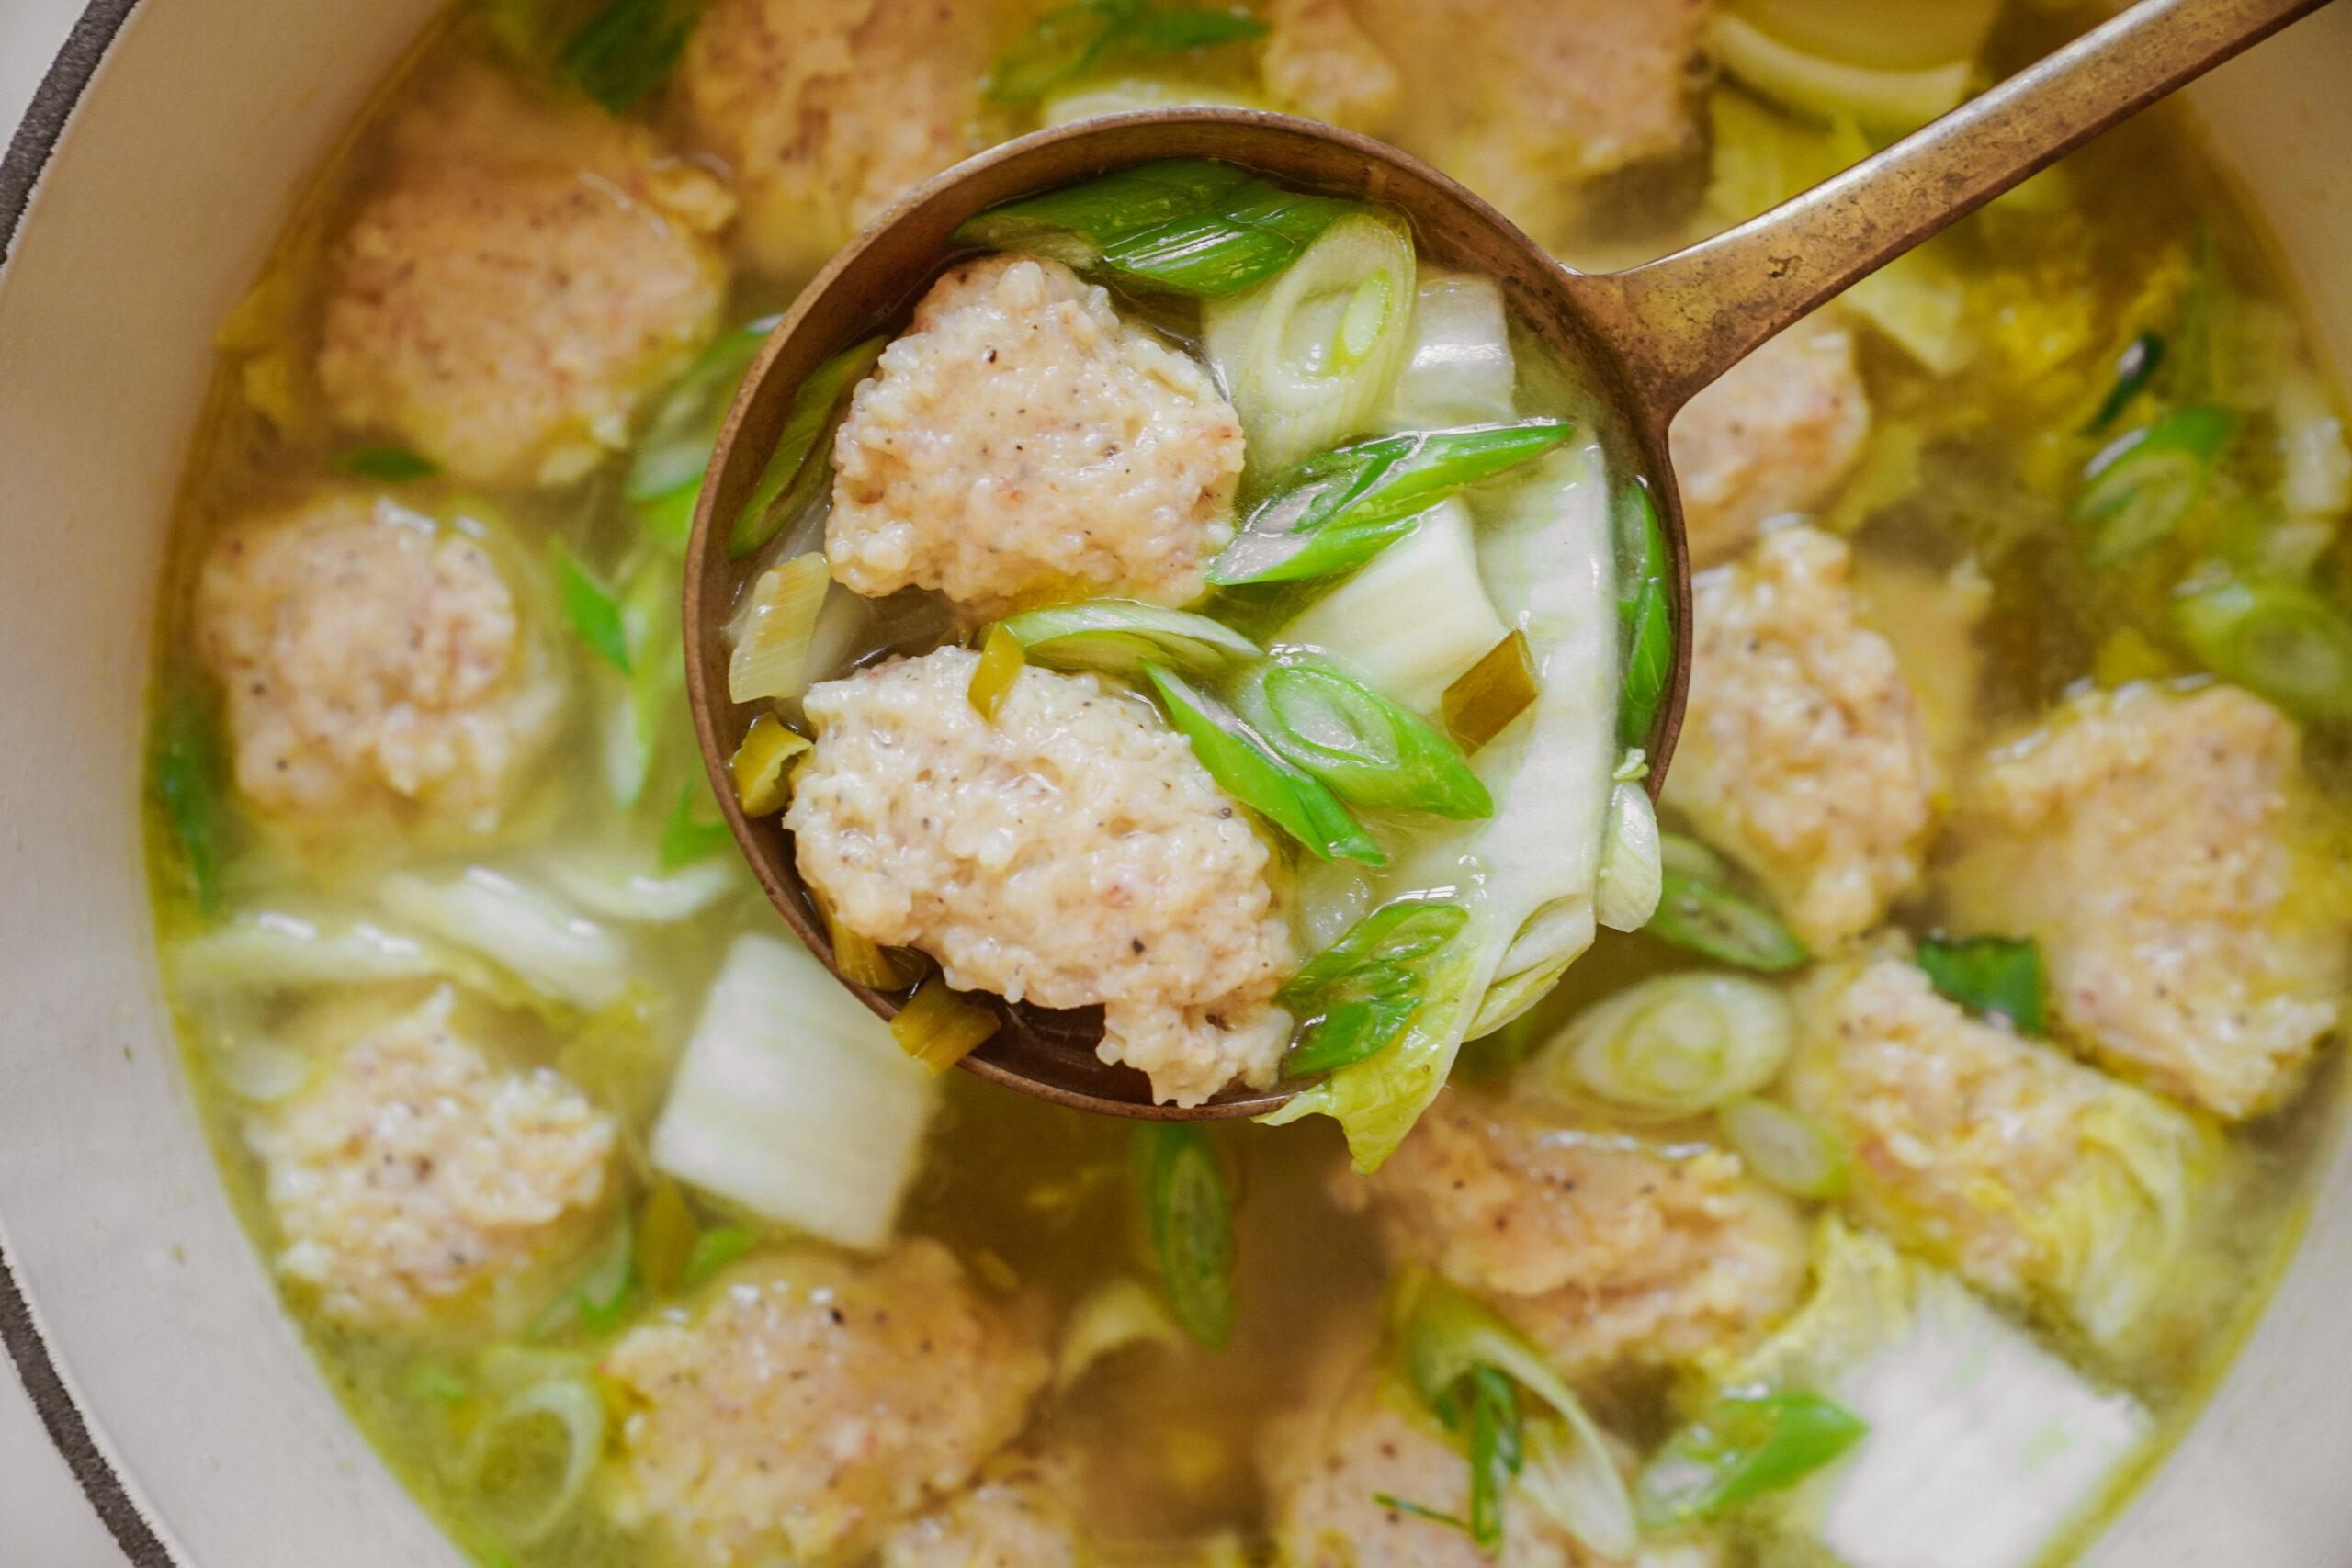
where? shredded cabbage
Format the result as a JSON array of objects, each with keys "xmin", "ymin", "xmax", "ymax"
[
  {"xmin": 1263, "ymin": 446, "xmax": 1617, "ymax": 1169},
  {"xmin": 537, "ymin": 850, "xmax": 743, "ymax": 925}
]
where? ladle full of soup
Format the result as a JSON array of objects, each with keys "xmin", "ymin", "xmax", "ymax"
[{"xmin": 685, "ymin": 0, "xmax": 2326, "ymax": 1141}]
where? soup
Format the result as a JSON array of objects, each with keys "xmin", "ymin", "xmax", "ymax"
[{"xmin": 142, "ymin": 2, "xmax": 2352, "ymax": 1567}]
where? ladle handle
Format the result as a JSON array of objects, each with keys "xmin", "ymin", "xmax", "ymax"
[{"xmin": 1575, "ymin": 0, "xmax": 2335, "ymax": 422}]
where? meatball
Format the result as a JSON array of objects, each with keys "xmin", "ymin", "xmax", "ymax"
[
  {"xmin": 1661, "ymin": 526, "xmax": 1939, "ymax": 950},
  {"xmin": 1259, "ymin": 0, "xmax": 1402, "ymax": 131},
  {"xmin": 1265, "ymin": 1355, "xmax": 1598, "ymax": 1568},
  {"xmin": 1348, "ymin": 1089, "xmax": 1807, "ymax": 1375},
  {"xmin": 193, "ymin": 493, "xmax": 562, "ymax": 827},
  {"xmin": 1668, "ymin": 320, "xmax": 1871, "ymax": 569},
  {"xmin": 1789, "ymin": 953, "xmax": 2216, "ymax": 1344},
  {"xmin": 829, "ymin": 254, "xmax": 1248, "ymax": 619},
  {"xmin": 244, "ymin": 986, "xmax": 616, "ymax": 1332},
  {"xmin": 787, "ymin": 649, "xmax": 1295, "ymax": 1107},
  {"xmin": 602, "ymin": 1240, "xmax": 1049, "ymax": 1568},
  {"xmin": 317, "ymin": 63, "xmax": 733, "ymax": 487},
  {"xmin": 1943, "ymin": 682, "xmax": 2348, "ymax": 1119},
  {"xmin": 880, "ymin": 1461, "xmax": 1085, "ymax": 1568},
  {"xmin": 677, "ymin": 0, "xmax": 993, "ymax": 278},
  {"xmin": 1349, "ymin": 0, "xmax": 1710, "ymax": 245}
]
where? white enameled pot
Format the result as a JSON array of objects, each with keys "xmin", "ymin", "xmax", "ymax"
[{"xmin": 3, "ymin": 4, "xmax": 2349, "ymax": 1564}]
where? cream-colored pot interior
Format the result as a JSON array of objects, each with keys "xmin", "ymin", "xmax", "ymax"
[{"xmin": 3, "ymin": 3, "xmax": 2349, "ymax": 1563}]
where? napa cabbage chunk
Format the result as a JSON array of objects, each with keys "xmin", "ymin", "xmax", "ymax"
[
  {"xmin": 650, "ymin": 932, "xmax": 937, "ymax": 1252},
  {"xmin": 1263, "ymin": 445, "xmax": 1617, "ymax": 1170},
  {"xmin": 1726, "ymin": 1222, "xmax": 2153, "ymax": 1568}
]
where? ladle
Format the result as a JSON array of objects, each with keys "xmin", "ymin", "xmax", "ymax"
[{"xmin": 686, "ymin": 0, "xmax": 2333, "ymax": 1120}]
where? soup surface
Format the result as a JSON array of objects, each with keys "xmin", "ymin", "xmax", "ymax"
[{"xmin": 145, "ymin": 3, "xmax": 2352, "ymax": 1567}]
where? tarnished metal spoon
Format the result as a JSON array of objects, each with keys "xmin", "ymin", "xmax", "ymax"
[{"xmin": 686, "ymin": 0, "xmax": 2331, "ymax": 1119}]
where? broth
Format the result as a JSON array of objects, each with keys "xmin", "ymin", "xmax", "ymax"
[{"xmin": 146, "ymin": 3, "xmax": 2352, "ymax": 1566}]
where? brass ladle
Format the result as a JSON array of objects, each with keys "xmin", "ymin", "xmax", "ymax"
[{"xmin": 686, "ymin": 0, "xmax": 2331, "ymax": 1119}]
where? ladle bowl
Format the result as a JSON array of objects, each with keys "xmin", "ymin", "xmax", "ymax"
[{"xmin": 684, "ymin": 0, "xmax": 2330, "ymax": 1120}]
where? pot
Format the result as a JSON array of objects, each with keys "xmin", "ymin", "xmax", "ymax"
[{"xmin": 1, "ymin": 3, "xmax": 2347, "ymax": 1563}]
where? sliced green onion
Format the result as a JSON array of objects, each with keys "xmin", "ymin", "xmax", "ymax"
[
  {"xmin": 1595, "ymin": 780, "xmax": 1664, "ymax": 933},
  {"xmin": 730, "ymin": 713, "xmax": 810, "ymax": 817},
  {"xmin": 2072, "ymin": 405, "xmax": 2238, "ymax": 563},
  {"xmin": 1917, "ymin": 934, "xmax": 2044, "ymax": 1034},
  {"xmin": 556, "ymin": 547, "xmax": 631, "ymax": 674},
  {"xmin": 730, "ymin": 336, "xmax": 887, "ymax": 560},
  {"xmin": 399, "ymin": 1358, "xmax": 470, "ymax": 1406},
  {"xmin": 679, "ymin": 1224, "xmax": 756, "ymax": 1291},
  {"xmin": 1635, "ymin": 1387, "xmax": 1868, "ymax": 1529},
  {"xmin": 1386, "ymin": 1268, "xmax": 1637, "ymax": 1560},
  {"xmin": 1615, "ymin": 480, "xmax": 1674, "ymax": 750},
  {"xmin": 954, "ymin": 158, "xmax": 1254, "ymax": 268},
  {"xmin": 1133, "ymin": 1122, "xmax": 1236, "ymax": 1351},
  {"xmin": 1213, "ymin": 420, "xmax": 1575, "ymax": 585},
  {"xmin": 1372, "ymin": 1494, "xmax": 1474, "ymax": 1533},
  {"xmin": 1278, "ymin": 898, "xmax": 1468, "ymax": 1077},
  {"xmin": 999, "ymin": 598, "xmax": 1260, "ymax": 676},
  {"xmin": 336, "ymin": 446, "xmax": 438, "ymax": 483},
  {"xmin": 628, "ymin": 318, "xmax": 775, "ymax": 505},
  {"xmin": 967, "ymin": 625, "xmax": 1029, "ymax": 721},
  {"xmin": 986, "ymin": 0, "xmax": 1130, "ymax": 105},
  {"xmin": 1143, "ymin": 662, "xmax": 1385, "ymax": 863},
  {"xmin": 1236, "ymin": 655, "xmax": 1492, "ymax": 818},
  {"xmin": 468, "ymin": 1376, "xmax": 606, "ymax": 1542},
  {"xmin": 153, "ymin": 702, "xmax": 226, "ymax": 917},
  {"xmin": 956, "ymin": 159, "xmax": 1360, "ymax": 296},
  {"xmin": 560, "ymin": 0, "xmax": 700, "ymax": 113},
  {"xmin": 1719, "ymin": 1098, "xmax": 1851, "ymax": 1200},
  {"xmin": 2174, "ymin": 571, "xmax": 2352, "ymax": 721},
  {"xmin": 1202, "ymin": 211, "xmax": 1419, "ymax": 475},
  {"xmin": 984, "ymin": 0, "xmax": 1265, "ymax": 106},
  {"xmin": 658, "ymin": 781, "xmax": 732, "ymax": 872},
  {"xmin": 1659, "ymin": 831, "xmax": 1731, "ymax": 886},
  {"xmin": 635, "ymin": 1178, "xmax": 698, "ymax": 1298},
  {"xmin": 1442, "ymin": 629, "xmax": 1539, "ymax": 752},
  {"xmin": 727, "ymin": 553, "xmax": 830, "ymax": 704},
  {"xmin": 1453, "ymin": 1363, "xmax": 1523, "ymax": 1551},
  {"xmin": 2084, "ymin": 332, "xmax": 2165, "ymax": 435},
  {"xmin": 1647, "ymin": 869, "xmax": 1809, "ymax": 972},
  {"xmin": 891, "ymin": 976, "xmax": 1000, "ymax": 1073},
  {"xmin": 1544, "ymin": 972, "xmax": 1796, "ymax": 1119},
  {"xmin": 809, "ymin": 885, "xmax": 930, "ymax": 992}
]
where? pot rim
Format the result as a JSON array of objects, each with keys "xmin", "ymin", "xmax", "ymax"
[{"xmin": 0, "ymin": 7, "xmax": 178, "ymax": 1558}]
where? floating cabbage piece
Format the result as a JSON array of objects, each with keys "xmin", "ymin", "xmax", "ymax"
[
  {"xmin": 1709, "ymin": 7, "xmax": 1980, "ymax": 133},
  {"xmin": 1265, "ymin": 445, "xmax": 1617, "ymax": 1169},
  {"xmin": 1376, "ymin": 270, "xmax": 1518, "ymax": 433},
  {"xmin": 537, "ymin": 849, "xmax": 742, "ymax": 925},
  {"xmin": 999, "ymin": 598, "xmax": 1260, "ymax": 677},
  {"xmin": 1387, "ymin": 1267, "xmax": 1638, "ymax": 1561},
  {"xmin": 651, "ymin": 932, "xmax": 938, "ymax": 1251},
  {"xmin": 1204, "ymin": 211, "xmax": 1419, "ymax": 476},
  {"xmin": 1730, "ymin": 1222, "xmax": 2153, "ymax": 1568},
  {"xmin": 599, "ymin": 550, "xmax": 685, "ymax": 811},
  {"xmin": 2277, "ymin": 363, "xmax": 2352, "ymax": 517},
  {"xmin": 379, "ymin": 867, "xmax": 633, "ymax": 1010},
  {"xmin": 1277, "ymin": 498, "xmax": 1506, "ymax": 716},
  {"xmin": 170, "ymin": 908, "xmax": 450, "ymax": 990}
]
